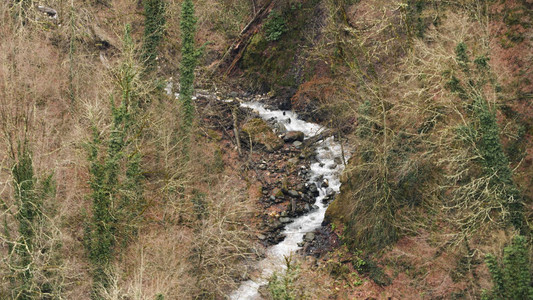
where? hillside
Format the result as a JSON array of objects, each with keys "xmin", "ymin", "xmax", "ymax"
[{"xmin": 0, "ymin": 0, "xmax": 532, "ymax": 299}]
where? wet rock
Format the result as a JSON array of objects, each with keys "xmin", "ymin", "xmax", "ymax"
[
  {"xmin": 334, "ymin": 157, "xmax": 342, "ymax": 165},
  {"xmin": 287, "ymin": 190, "xmax": 300, "ymax": 198},
  {"xmin": 325, "ymin": 187, "xmax": 335, "ymax": 197},
  {"xmin": 308, "ymin": 183, "xmax": 318, "ymax": 195},
  {"xmin": 328, "ymin": 163, "xmax": 337, "ymax": 169},
  {"xmin": 321, "ymin": 179, "xmax": 329, "ymax": 188},
  {"xmin": 293, "ymin": 141, "xmax": 303, "ymax": 148},
  {"xmin": 280, "ymin": 211, "xmax": 288, "ymax": 217},
  {"xmin": 269, "ymin": 195, "xmax": 276, "ymax": 202},
  {"xmin": 280, "ymin": 217, "xmax": 291, "ymax": 223},
  {"xmin": 284, "ymin": 131, "xmax": 305, "ymax": 143},
  {"xmin": 297, "ymin": 241, "xmax": 305, "ymax": 247},
  {"xmin": 304, "ymin": 232, "xmax": 315, "ymax": 242},
  {"xmin": 302, "ymin": 194, "xmax": 314, "ymax": 203},
  {"xmin": 272, "ymin": 122, "xmax": 287, "ymax": 134}
]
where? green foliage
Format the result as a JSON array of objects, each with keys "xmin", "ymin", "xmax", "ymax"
[
  {"xmin": 179, "ymin": 0, "xmax": 199, "ymax": 153},
  {"xmin": 142, "ymin": 0, "xmax": 166, "ymax": 71},
  {"xmin": 356, "ymin": 258, "xmax": 392, "ymax": 287},
  {"xmin": 405, "ymin": 0, "xmax": 428, "ymax": 38},
  {"xmin": 455, "ymin": 42, "xmax": 469, "ymax": 71},
  {"xmin": 268, "ymin": 256, "xmax": 300, "ymax": 300},
  {"xmin": 9, "ymin": 143, "xmax": 63, "ymax": 299},
  {"xmin": 12, "ymin": 143, "xmax": 38, "ymax": 299},
  {"xmin": 264, "ymin": 10, "xmax": 288, "ymax": 42},
  {"xmin": 485, "ymin": 236, "xmax": 533, "ymax": 300},
  {"xmin": 445, "ymin": 42, "xmax": 525, "ymax": 233},
  {"xmin": 85, "ymin": 25, "xmax": 145, "ymax": 297}
]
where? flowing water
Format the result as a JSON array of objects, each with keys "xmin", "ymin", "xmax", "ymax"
[{"xmin": 230, "ymin": 101, "xmax": 347, "ymax": 299}]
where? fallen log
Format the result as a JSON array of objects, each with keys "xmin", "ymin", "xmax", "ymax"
[{"xmin": 304, "ymin": 129, "xmax": 336, "ymax": 146}]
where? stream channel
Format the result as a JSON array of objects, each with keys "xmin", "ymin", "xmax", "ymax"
[{"xmin": 230, "ymin": 101, "xmax": 348, "ymax": 299}]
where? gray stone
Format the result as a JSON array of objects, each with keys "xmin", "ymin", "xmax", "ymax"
[
  {"xmin": 256, "ymin": 234, "xmax": 266, "ymax": 240},
  {"xmin": 280, "ymin": 211, "xmax": 288, "ymax": 217},
  {"xmin": 334, "ymin": 157, "xmax": 342, "ymax": 165},
  {"xmin": 280, "ymin": 217, "xmax": 291, "ymax": 223},
  {"xmin": 328, "ymin": 163, "xmax": 337, "ymax": 169},
  {"xmin": 287, "ymin": 190, "xmax": 300, "ymax": 198},
  {"xmin": 272, "ymin": 122, "xmax": 287, "ymax": 134},
  {"xmin": 269, "ymin": 195, "xmax": 276, "ymax": 201},
  {"xmin": 297, "ymin": 241, "xmax": 305, "ymax": 247},
  {"xmin": 304, "ymin": 232, "xmax": 315, "ymax": 242},
  {"xmin": 292, "ymin": 141, "xmax": 303, "ymax": 148},
  {"xmin": 326, "ymin": 187, "xmax": 335, "ymax": 197}
]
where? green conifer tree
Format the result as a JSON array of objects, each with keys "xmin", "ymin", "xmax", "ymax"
[
  {"xmin": 485, "ymin": 235, "xmax": 533, "ymax": 300},
  {"xmin": 12, "ymin": 143, "xmax": 39, "ymax": 299},
  {"xmin": 179, "ymin": 0, "xmax": 199, "ymax": 152},
  {"xmin": 142, "ymin": 0, "xmax": 166, "ymax": 72},
  {"xmin": 86, "ymin": 25, "xmax": 145, "ymax": 297}
]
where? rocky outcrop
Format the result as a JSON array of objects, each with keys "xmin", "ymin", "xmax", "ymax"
[{"xmin": 240, "ymin": 118, "xmax": 284, "ymax": 152}]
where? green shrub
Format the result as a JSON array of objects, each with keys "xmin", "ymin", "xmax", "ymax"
[
  {"xmin": 268, "ymin": 256, "xmax": 300, "ymax": 300},
  {"xmin": 485, "ymin": 236, "xmax": 533, "ymax": 300},
  {"xmin": 264, "ymin": 11, "xmax": 288, "ymax": 42}
]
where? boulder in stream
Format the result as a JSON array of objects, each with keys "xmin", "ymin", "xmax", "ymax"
[{"xmin": 283, "ymin": 131, "xmax": 305, "ymax": 143}]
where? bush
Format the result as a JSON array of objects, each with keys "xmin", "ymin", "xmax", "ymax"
[
  {"xmin": 268, "ymin": 256, "xmax": 300, "ymax": 300},
  {"xmin": 485, "ymin": 235, "xmax": 533, "ymax": 300},
  {"xmin": 264, "ymin": 11, "xmax": 288, "ymax": 42}
]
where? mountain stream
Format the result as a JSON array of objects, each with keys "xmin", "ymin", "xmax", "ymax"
[{"xmin": 230, "ymin": 101, "xmax": 347, "ymax": 299}]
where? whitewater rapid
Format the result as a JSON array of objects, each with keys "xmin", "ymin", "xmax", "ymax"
[{"xmin": 230, "ymin": 101, "xmax": 347, "ymax": 300}]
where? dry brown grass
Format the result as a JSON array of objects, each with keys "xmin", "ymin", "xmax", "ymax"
[{"xmin": 0, "ymin": 0, "xmax": 260, "ymax": 298}]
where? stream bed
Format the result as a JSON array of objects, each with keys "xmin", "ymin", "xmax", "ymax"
[{"xmin": 230, "ymin": 101, "xmax": 347, "ymax": 299}]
